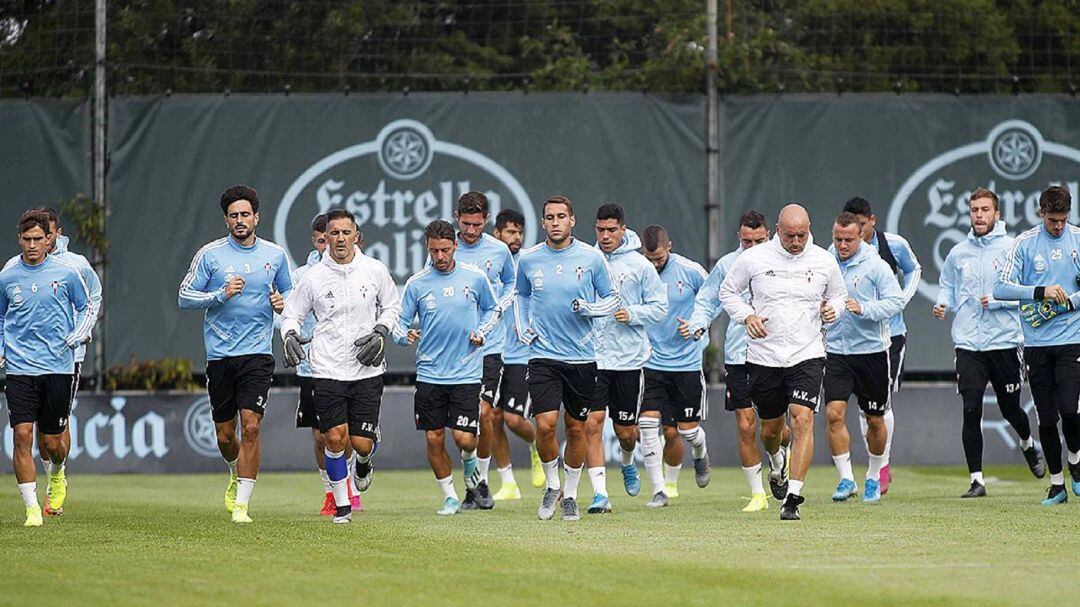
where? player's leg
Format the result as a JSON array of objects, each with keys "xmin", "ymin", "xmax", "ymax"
[
  {"xmin": 230, "ymin": 355, "xmax": 272, "ymax": 520},
  {"xmin": 878, "ymin": 334, "xmax": 906, "ymax": 494},
  {"xmin": 987, "ymin": 348, "xmax": 1042, "ymax": 479},
  {"xmin": 559, "ymin": 362, "xmax": 596, "ymax": 521},
  {"xmin": 36, "ymin": 373, "xmax": 74, "ymax": 517},
  {"xmin": 310, "ymin": 377, "xmax": 352, "ymax": 523},
  {"xmin": 1054, "ymin": 346, "xmax": 1080, "ymax": 497},
  {"xmin": 448, "ymin": 383, "xmax": 486, "ymax": 510},
  {"xmin": 610, "ymin": 369, "xmax": 645, "ymax": 500},
  {"xmin": 824, "ymin": 355, "xmax": 856, "ymax": 501},
  {"xmin": 661, "ymin": 420, "xmax": 683, "ymax": 498},
  {"xmin": 725, "ymin": 364, "xmax": 765, "ymax": 510},
  {"xmin": 861, "ymin": 412, "xmax": 887, "ymax": 503},
  {"xmin": 207, "ymin": 359, "xmax": 240, "ymax": 514},
  {"xmin": 748, "ymin": 363, "xmax": 791, "ymax": 503},
  {"xmin": 673, "ymin": 370, "xmax": 709, "ymax": 489},
  {"xmin": 780, "ymin": 358, "xmax": 825, "ymax": 521},
  {"xmin": 493, "ymin": 363, "xmax": 540, "ymax": 494},
  {"xmin": 467, "ymin": 355, "xmax": 502, "ymax": 509},
  {"xmin": 347, "ymin": 375, "xmax": 384, "ymax": 494},
  {"xmin": 415, "ymin": 382, "xmax": 457, "ymax": 515},
  {"xmin": 13, "ymin": 422, "xmax": 42, "ymax": 527},
  {"xmin": 955, "ymin": 348, "xmax": 989, "ymax": 497},
  {"xmin": 639, "ymin": 370, "xmax": 668, "ymax": 506},
  {"xmin": 1025, "ymin": 347, "xmax": 1066, "ymax": 505},
  {"xmin": 854, "ymin": 351, "xmax": 892, "ymax": 503},
  {"xmin": 487, "ymin": 406, "xmax": 515, "ymax": 498},
  {"xmin": 584, "ymin": 371, "xmax": 610, "ymax": 511},
  {"xmin": 528, "ymin": 359, "xmax": 564, "ymax": 520},
  {"xmin": 296, "ymin": 376, "xmax": 333, "ymax": 514}
]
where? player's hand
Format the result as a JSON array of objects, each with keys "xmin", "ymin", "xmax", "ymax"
[
  {"xmin": 613, "ymin": 308, "xmax": 631, "ymax": 323},
  {"xmin": 1021, "ymin": 300, "xmax": 1074, "ymax": 328},
  {"xmin": 820, "ymin": 301, "xmax": 837, "ymax": 323},
  {"xmin": 1045, "ymin": 285, "xmax": 1068, "ymax": 305},
  {"xmin": 745, "ymin": 315, "xmax": 768, "ymax": 339},
  {"xmin": 519, "ymin": 328, "xmax": 538, "ymax": 345},
  {"xmin": 932, "ymin": 303, "xmax": 947, "ymax": 320},
  {"xmin": 269, "ymin": 287, "xmax": 284, "ymax": 314},
  {"xmin": 354, "ymin": 324, "xmax": 389, "ymax": 366},
  {"xmin": 224, "ymin": 276, "xmax": 245, "ymax": 300},
  {"xmin": 0, "ymin": 354, "xmax": 6, "ymax": 369},
  {"xmin": 469, "ymin": 331, "xmax": 485, "ymax": 346},
  {"xmin": 282, "ymin": 330, "xmax": 310, "ymax": 368},
  {"xmin": 406, "ymin": 329, "xmax": 421, "ymax": 345},
  {"xmin": 571, "ymin": 298, "xmax": 583, "ymax": 314},
  {"xmin": 980, "ymin": 295, "xmax": 991, "ymax": 309},
  {"xmin": 845, "ymin": 298, "xmax": 862, "ymax": 315}
]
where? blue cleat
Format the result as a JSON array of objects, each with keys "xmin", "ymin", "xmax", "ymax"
[
  {"xmin": 437, "ymin": 497, "xmax": 461, "ymax": 516},
  {"xmin": 621, "ymin": 464, "xmax": 641, "ymax": 497},
  {"xmin": 832, "ymin": 478, "xmax": 858, "ymax": 502},
  {"xmin": 587, "ymin": 493, "xmax": 612, "ymax": 514},
  {"xmin": 1069, "ymin": 462, "xmax": 1080, "ymax": 496},
  {"xmin": 862, "ymin": 478, "xmax": 881, "ymax": 504},
  {"xmin": 1041, "ymin": 484, "xmax": 1068, "ymax": 506}
]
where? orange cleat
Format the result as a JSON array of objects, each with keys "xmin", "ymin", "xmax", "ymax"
[{"xmin": 319, "ymin": 491, "xmax": 335, "ymax": 516}]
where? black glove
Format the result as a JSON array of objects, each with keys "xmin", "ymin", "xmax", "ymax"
[
  {"xmin": 355, "ymin": 324, "xmax": 389, "ymax": 366},
  {"xmin": 283, "ymin": 330, "xmax": 310, "ymax": 368}
]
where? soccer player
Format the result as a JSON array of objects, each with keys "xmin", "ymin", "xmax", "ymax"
[
  {"xmin": 178, "ymin": 185, "xmax": 293, "ymax": 523},
  {"xmin": 452, "ymin": 192, "xmax": 515, "ymax": 510},
  {"xmin": 994, "ymin": 185, "xmax": 1080, "ymax": 505},
  {"xmin": 490, "ymin": 208, "xmax": 544, "ymax": 500},
  {"xmin": 393, "ymin": 220, "xmax": 500, "ymax": 515},
  {"xmin": 935, "ymin": 188, "xmax": 1044, "ymax": 497},
  {"xmin": 678, "ymin": 209, "xmax": 783, "ymax": 512},
  {"xmin": 824, "ymin": 213, "xmax": 904, "ymax": 504},
  {"xmin": 516, "ymin": 195, "xmax": 619, "ymax": 521},
  {"xmin": 585, "ymin": 204, "xmax": 667, "ymax": 513},
  {"xmin": 843, "ymin": 197, "xmax": 921, "ymax": 493},
  {"xmin": 720, "ymin": 204, "xmax": 847, "ymax": 520},
  {"xmin": 280, "ymin": 209, "xmax": 401, "ymax": 523},
  {"xmin": 1, "ymin": 209, "xmax": 93, "ymax": 527},
  {"xmin": 2, "ymin": 206, "xmax": 102, "ymax": 516}
]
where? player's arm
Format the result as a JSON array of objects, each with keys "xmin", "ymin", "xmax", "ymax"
[
  {"xmin": 623, "ymin": 264, "xmax": 668, "ymax": 326},
  {"xmin": 993, "ymin": 238, "xmax": 1037, "ymax": 302},
  {"xmin": 688, "ymin": 262, "xmax": 724, "ymax": 336},
  {"xmin": 65, "ymin": 267, "xmax": 94, "ymax": 348},
  {"xmin": 575, "ymin": 255, "xmax": 621, "ymax": 317},
  {"xmin": 892, "ymin": 235, "xmax": 922, "ymax": 305},
  {"xmin": 178, "ymin": 252, "xmax": 226, "ymax": 309},
  {"xmin": 495, "ymin": 248, "xmax": 517, "ymax": 315},
  {"xmin": 514, "ymin": 259, "xmax": 536, "ymax": 343},
  {"xmin": 822, "ymin": 259, "xmax": 849, "ymax": 323},
  {"xmin": 473, "ymin": 275, "xmax": 501, "ymax": 340},
  {"xmin": 279, "ymin": 277, "xmax": 314, "ymax": 339},
  {"xmin": 391, "ymin": 283, "xmax": 419, "ymax": 346},
  {"xmin": 373, "ymin": 263, "xmax": 402, "ymax": 331},
  {"xmin": 0, "ymin": 281, "xmax": 8, "ymax": 364},
  {"xmin": 719, "ymin": 256, "xmax": 755, "ymax": 324},
  {"xmin": 273, "ymin": 252, "xmax": 295, "ymax": 299},
  {"xmin": 857, "ymin": 261, "xmax": 905, "ymax": 321},
  {"xmin": 76, "ymin": 260, "xmax": 103, "ymax": 344}
]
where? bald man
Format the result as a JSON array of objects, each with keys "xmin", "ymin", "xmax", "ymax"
[{"xmin": 719, "ymin": 205, "xmax": 848, "ymax": 520}]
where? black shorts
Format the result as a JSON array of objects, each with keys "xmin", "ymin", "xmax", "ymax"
[
  {"xmin": 592, "ymin": 369, "xmax": 644, "ymax": 426},
  {"xmin": 496, "ymin": 364, "xmax": 530, "ymax": 417},
  {"xmin": 955, "ymin": 347, "xmax": 1024, "ymax": 402},
  {"xmin": 641, "ymin": 369, "xmax": 707, "ymax": 426},
  {"xmin": 527, "ymin": 358, "xmax": 597, "ymax": 421},
  {"xmin": 479, "ymin": 354, "xmax": 503, "ymax": 405},
  {"xmin": 724, "ymin": 364, "xmax": 752, "ymax": 411},
  {"xmin": 415, "ymin": 382, "xmax": 481, "ymax": 434},
  {"xmin": 747, "ymin": 358, "xmax": 825, "ymax": 420},
  {"xmin": 889, "ymin": 334, "xmax": 907, "ymax": 392},
  {"xmin": 312, "ymin": 376, "xmax": 383, "ymax": 439},
  {"xmin": 824, "ymin": 352, "xmax": 891, "ymax": 416},
  {"xmin": 295, "ymin": 375, "xmax": 318, "ymax": 429},
  {"xmin": 1023, "ymin": 344, "xmax": 1080, "ymax": 425},
  {"xmin": 4, "ymin": 374, "xmax": 76, "ymax": 435},
  {"xmin": 206, "ymin": 354, "xmax": 274, "ymax": 424}
]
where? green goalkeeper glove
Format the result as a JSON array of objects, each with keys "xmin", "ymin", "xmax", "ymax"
[{"xmin": 1020, "ymin": 300, "xmax": 1074, "ymax": 328}]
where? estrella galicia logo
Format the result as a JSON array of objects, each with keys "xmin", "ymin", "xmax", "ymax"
[
  {"xmin": 274, "ymin": 119, "xmax": 537, "ymax": 281},
  {"xmin": 183, "ymin": 396, "xmax": 219, "ymax": 457},
  {"xmin": 886, "ymin": 120, "xmax": 1080, "ymax": 302}
]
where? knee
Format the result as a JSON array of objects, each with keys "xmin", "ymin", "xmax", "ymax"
[
  {"xmin": 535, "ymin": 415, "xmax": 557, "ymax": 437},
  {"xmin": 488, "ymin": 407, "xmax": 503, "ymax": 425},
  {"xmin": 760, "ymin": 420, "xmax": 781, "ymax": 439},
  {"xmin": 565, "ymin": 420, "xmax": 585, "ymax": 442},
  {"xmin": 736, "ymin": 414, "xmax": 755, "ymax": 440},
  {"xmin": 663, "ymin": 426, "xmax": 679, "ymax": 443},
  {"xmin": 825, "ymin": 406, "xmax": 845, "ymax": 428},
  {"xmin": 216, "ymin": 427, "xmax": 236, "ymax": 446},
  {"xmin": 585, "ymin": 417, "xmax": 605, "ymax": 437},
  {"xmin": 241, "ymin": 421, "xmax": 260, "ymax": 442},
  {"xmin": 425, "ymin": 430, "xmax": 445, "ymax": 450},
  {"xmin": 614, "ymin": 424, "xmax": 635, "ymax": 442},
  {"xmin": 456, "ymin": 432, "xmax": 478, "ymax": 452},
  {"xmin": 790, "ymin": 410, "xmax": 813, "ymax": 433},
  {"xmin": 12, "ymin": 426, "xmax": 34, "ymax": 450}
]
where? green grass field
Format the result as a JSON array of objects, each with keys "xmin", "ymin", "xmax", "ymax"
[{"xmin": 0, "ymin": 465, "xmax": 1074, "ymax": 606}]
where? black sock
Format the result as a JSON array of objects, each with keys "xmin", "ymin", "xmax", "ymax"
[
  {"xmin": 995, "ymin": 390, "xmax": 1032, "ymax": 443},
  {"xmin": 1039, "ymin": 424, "xmax": 1063, "ymax": 477},
  {"xmin": 961, "ymin": 394, "xmax": 984, "ymax": 474}
]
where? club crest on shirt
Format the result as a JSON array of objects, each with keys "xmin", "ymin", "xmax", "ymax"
[
  {"xmin": 617, "ymin": 272, "xmax": 629, "ymax": 288},
  {"xmin": 1034, "ymin": 254, "xmax": 1047, "ymax": 273},
  {"xmin": 462, "ymin": 285, "xmax": 472, "ymax": 299},
  {"xmin": 264, "ymin": 262, "xmax": 272, "ymax": 274},
  {"xmin": 531, "ymin": 269, "xmax": 544, "ymax": 291},
  {"xmin": 676, "ymin": 279, "xmax": 684, "ymax": 294},
  {"xmin": 52, "ymin": 280, "xmax": 59, "ymax": 295},
  {"xmin": 485, "ymin": 259, "xmax": 492, "ymax": 273},
  {"xmin": 575, "ymin": 266, "xmax": 584, "ymax": 281}
]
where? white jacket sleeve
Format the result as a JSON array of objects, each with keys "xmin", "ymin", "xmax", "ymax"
[
  {"xmin": 823, "ymin": 258, "xmax": 849, "ymax": 323},
  {"xmin": 374, "ymin": 263, "xmax": 402, "ymax": 330},
  {"xmin": 280, "ymin": 277, "xmax": 313, "ymax": 338},
  {"xmin": 719, "ymin": 256, "xmax": 755, "ymax": 324}
]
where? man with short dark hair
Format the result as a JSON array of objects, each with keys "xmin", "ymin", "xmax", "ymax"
[
  {"xmin": 1, "ymin": 210, "xmax": 93, "ymax": 527},
  {"xmin": 393, "ymin": 220, "xmax": 500, "ymax": 515},
  {"xmin": 280, "ymin": 209, "xmax": 401, "ymax": 523},
  {"xmin": 936, "ymin": 188, "xmax": 1044, "ymax": 498},
  {"xmin": 178, "ymin": 185, "xmax": 293, "ymax": 523},
  {"xmin": 516, "ymin": 195, "xmax": 619, "ymax": 521},
  {"xmin": 994, "ymin": 185, "xmax": 1080, "ymax": 505}
]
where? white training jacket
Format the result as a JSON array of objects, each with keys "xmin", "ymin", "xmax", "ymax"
[
  {"xmin": 280, "ymin": 249, "xmax": 401, "ymax": 381},
  {"xmin": 719, "ymin": 234, "xmax": 847, "ymax": 368}
]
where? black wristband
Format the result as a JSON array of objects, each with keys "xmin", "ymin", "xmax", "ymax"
[
  {"xmin": 1034, "ymin": 286, "xmax": 1046, "ymax": 300},
  {"xmin": 373, "ymin": 324, "xmax": 389, "ymax": 338}
]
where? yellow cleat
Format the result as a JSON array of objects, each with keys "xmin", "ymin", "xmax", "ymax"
[
  {"xmin": 24, "ymin": 505, "xmax": 43, "ymax": 527},
  {"xmin": 46, "ymin": 468, "xmax": 67, "ymax": 514},
  {"xmin": 231, "ymin": 503, "xmax": 252, "ymax": 523},
  {"xmin": 224, "ymin": 474, "xmax": 238, "ymax": 513},
  {"xmin": 665, "ymin": 482, "xmax": 679, "ymax": 499},
  {"xmin": 742, "ymin": 492, "xmax": 769, "ymax": 512},
  {"xmin": 492, "ymin": 481, "xmax": 522, "ymax": 501},
  {"xmin": 530, "ymin": 447, "xmax": 544, "ymax": 488}
]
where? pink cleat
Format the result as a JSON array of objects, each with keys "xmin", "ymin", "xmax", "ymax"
[
  {"xmin": 349, "ymin": 483, "xmax": 363, "ymax": 512},
  {"xmin": 879, "ymin": 464, "xmax": 891, "ymax": 495}
]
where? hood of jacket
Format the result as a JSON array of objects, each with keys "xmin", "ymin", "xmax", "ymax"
[
  {"xmin": 968, "ymin": 220, "xmax": 1008, "ymax": 246},
  {"xmin": 596, "ymin": 229, "xmax": 642, "ymax": 259}
]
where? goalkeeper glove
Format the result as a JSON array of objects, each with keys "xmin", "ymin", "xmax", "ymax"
[{"xmin": 1021, "ymin": 300, "xmax": 1074, "ymax": 328}]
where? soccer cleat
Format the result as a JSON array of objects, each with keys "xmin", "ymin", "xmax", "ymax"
[
  {"xmin": 621, "ymin": 464, "xmax": 641, "ymax": 497},
  {"xmin": 460, "ymin": 488, "xmax": 479, "ymax": 510},
  {"xmin": 767, "ymin": 449, "xmax": 789, "ymax": 500},
  {"xmin": 1069, "ymin": 461, "xmax": 1080, "ymax": 496},
  {"xmin": 1041, "ymin": 484, "xmax": 1068, "ymax": 506},
  {"xmin": 231, "ymin": 503, "xmax": 253, "ymax": 524},
  {"xmin": 665, "ymin": 482, "xmax": 680, "ymax": 499},
  {"xmin": 831, "ymin": 478, "xmax": 858, "ymax": 502},
  {"xmin": 863, "ymin": 478, "xmax": 881, "ymax": 504},
  {"xmin": 879, "ymin": 464, "xmax": 892, "ymax": 495},
  {"xmin": 437, "ymin": 497, "xmax": 461, "ymax": 516},
  {"xmin": 538, "ymin": 488, "xmax": 562, "ymax": 520},
  {"xmin": 493, "ymin": 481, "xmax": 522, "ymax": 501},
  {"xmin": 473, "ymin": 481, "xmax": 495, "ymax": 510},
  {"xmin": 693, "ymin": 457, "xmax": 711, "ymax": 488},
  {"xmin": 24, "ymin": 505, "xmax": 43, "ymax": 528},
  {"xmin": 354, "ymin": 460, "xmax": 374, "ymax": 492},
  {"xmin": 45, "ymin": 468, "xmax": 67, "ymax": 515},
  {"xmin": 224, "ymin": 474, "xmax": 238, "ymax": 513},
  {"xmin": 645, "ymin": 491, "xmax": 669, "ymax": 508},
  {"xmin": 780, "ymin": 493, "xmax": 804, "ymax": 521},
  {"xmin": 961, "ymin": 481, "xmax": 987, "ymax": 498},
  {"xmin": 742, "ymin": 492, "xmax": 769, "ymax": 512},
  {"xmin": 560, "ymin": 497, "xmax": 580, "ymax": 521},
  {"xmin": 332, "ymin": 505, "xmax": 352, "ymax": 524},
  {"xmin": 1022, "ymin": 445, "xmax": 1046, "ymax": 479},
  {"xmin": 530, "ymin": 448, "xmax": 545, "ymax": 488},
  {"xmin": 320, "ymin": 492, "xmax": 335, "ymax": 516},
  {"xmin": 587, "ymin": 493, "xmax": 612, "ymax": 514},
  {"xmin": 349, "ymin": 483, "xmax": 363, "ymax": 512}
]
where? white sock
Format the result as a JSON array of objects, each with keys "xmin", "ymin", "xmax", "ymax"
[
  {"xmin": 477, "ymin": 456, "xmax": 491, "ymax": 483},
  {"xmin": 17, "ymin": 482, "xmax": 37, "ymax": 508},
  {"xmin": 970, "ymin": 471, "xmax": 984, "ymax": 484},
  {"xmin": 45, "ymin": 459, "xmax": 65, "ymax": 476},
  {"xmin": 640, "ymin": 418, "xmax": 664, "ymax": 494},
  {"xmin": 742, "ymin": 464, "xmax": 764, "ymax": 495},
  {"xmin": 236, "ymin": 478, "xmax": 256, "ymax": 506},
  {"xmin": 768, "ymin": 448, "xmax": 785, "ymax": 471},
  {"xmin": 678, "ymin": 426, "xmax": 708, "ymax": 460},
  {"xmin": 832, "ymin": 452, "xmax": 855, "ymax": 481},
  {"xmin": 882, "ymin": 409, "xmax": 895, "ymax": 464},
  {"xmin": 1020, "ymin": 435, "xmax": 1034, "ymax": 450},
  {"xmin": 563, "ymin": 464, "xmax": 583, "ymax": 500},
  {"xmin": 498, "ymin": 464, "xmax": 515, "ymax": 486},
  {"xmin": 664, "ymin": 463, "xmax": 682, "ymax": 485},
  {"xmin": 787, "ymin": 479, "xmax": 804, "ymax": 497},
  {"xmin": 460, "ymin": 448, "xmax": 476, "ymax": 462},
  {"xmin": 542, "ymin": 458, "xmax": 561, "ymax": 491},
  {"xmin": 436, "ymin": 475, "xmax": 458, "ymax": 501},
  {"xmin": 620, "ymin": 447, "xmax": 635, "ymax": 466},
  {"xmin": 588, "ymin": 466, "xmax": 607, "ymax": 497},
  {"xmin": 225, "ymin": 457, "xmax": 238, "ymax": 477},
  {"xmin": 867, "ymin": 453, "xmax": 886, "ymax": 481},
  {"xmin": 1051, "ymin": 472, "xmax": 1065, "ymax": 485},
  {"xmin": 1069, "ymin": 451, "xmax": 1080, "ymax": 465},
  {"xmin": 319, "ymin": 468, "xmax": 332, "ymax": 493}
]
